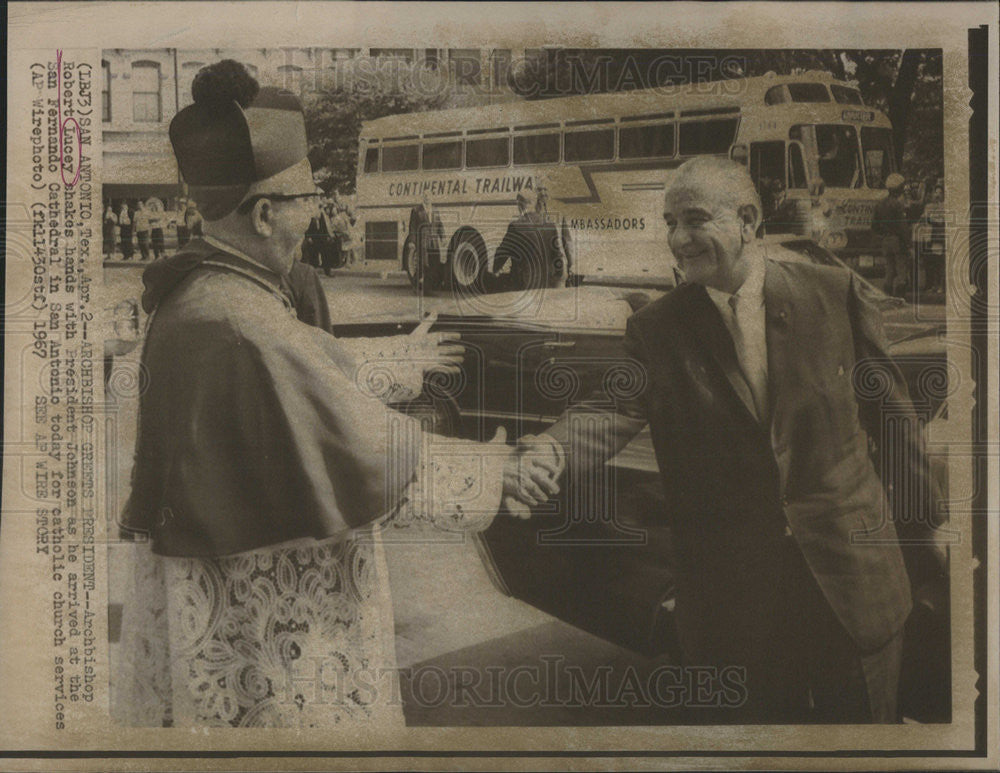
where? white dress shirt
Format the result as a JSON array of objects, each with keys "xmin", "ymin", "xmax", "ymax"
[{"xmin": 705, "ymin": 253, "xmax": 769, "ymax": 421}]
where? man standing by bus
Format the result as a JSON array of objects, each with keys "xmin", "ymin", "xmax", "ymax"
[
  {"xmin": 872, "ymin": 173, "xmax": 910, "ymax": 298},
  {"xmin": 492, "ymin": 190, "xmax": 549, "ymax": 292},
  {"xmin": 406, "ymin": 193, "xmax": 445, "ymax": 293},
  {"xmin": 510, "ymin": 157, "xmax": 939, "ymax": 723},
  {"xmin": 532, "ymin": 184, "xmax": 571, "ymax": 288}
]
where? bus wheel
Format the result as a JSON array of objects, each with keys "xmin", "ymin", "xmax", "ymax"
[
  {"xmin": 402, "ymin": 235, "xmax": 423, "ymax": 294},
  {"xmin": 449, "ymin": 230, "xmax": 487, "ymax": 292}
]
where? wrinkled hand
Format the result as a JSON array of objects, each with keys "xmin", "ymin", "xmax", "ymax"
[{"xmin": 502, "ymin": 433, "xmax": 564, "ymax": 519}]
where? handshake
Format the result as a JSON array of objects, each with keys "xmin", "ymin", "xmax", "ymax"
[{"xmin": 500, "ymin": 432, "xmax": 565, "ymax": 519}]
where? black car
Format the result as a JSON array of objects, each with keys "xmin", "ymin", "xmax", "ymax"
[{"xmin": 332, "ymin": 238, "xmax": 948, "ymax": 668}]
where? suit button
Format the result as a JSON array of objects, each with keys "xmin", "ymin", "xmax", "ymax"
[
  {"xmin": 784, "ymin": 524, "xmax": 793, "ymax": 537},
  {"xmin": 781, "ymin": 495, "xmax": 790, "ymax": 507}
]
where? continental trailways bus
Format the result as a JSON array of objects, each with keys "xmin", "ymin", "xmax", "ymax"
[{"xmin": 356, "ymin": 71, "xmax": 897, "ymax": 288}]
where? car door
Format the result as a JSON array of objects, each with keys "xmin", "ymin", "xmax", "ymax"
[{"xmin": 333, "ymin": 297, "xmax": 679, "ymax": 658}]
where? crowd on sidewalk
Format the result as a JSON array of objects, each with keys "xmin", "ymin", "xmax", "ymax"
[
  {"xmin": 872, "ymin": 173, "xmax": 948, "ymax": 301},
  {"xmin": 103, "ymin": 198, "xmax": 205, "ymax": 261}
]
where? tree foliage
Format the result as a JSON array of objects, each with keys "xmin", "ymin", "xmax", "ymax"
[{"xmin": 304, "ymin": 62, "xmax": 448, "ymax": 194}]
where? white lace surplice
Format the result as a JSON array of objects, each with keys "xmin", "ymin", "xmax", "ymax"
[{"xmin": 112, "ymin": 434, "xmax": 503, "ymax": 729}]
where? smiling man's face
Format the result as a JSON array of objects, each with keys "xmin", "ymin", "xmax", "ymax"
[{"xmin": 663, "ymin": 179, "xmax": 753, "ymax": 293}]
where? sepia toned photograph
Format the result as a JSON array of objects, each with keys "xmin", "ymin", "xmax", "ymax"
[
  {"xmin": 98, "ymin": 42, "xmax": 956, "ymax": 729},
  {"xmin": 1, "ymin": 2, "xmax": 997, "ymax": 770}
]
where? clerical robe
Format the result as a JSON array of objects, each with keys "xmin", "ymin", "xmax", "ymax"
[{"xmin": 113, "ymin": 239, "xmax": 502, "ymax": 727}]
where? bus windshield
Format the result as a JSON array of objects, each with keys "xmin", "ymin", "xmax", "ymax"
[
  {"xmin": 795, "ymin": 124, "xmax": 862, "ymax": 189},
  {"xmin": 860, "ymin": 127, "xmax": 896, "ymax": 188}
]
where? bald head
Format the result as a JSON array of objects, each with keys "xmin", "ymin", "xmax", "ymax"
[{"xmin": 666, "ymin": 157, "xmax": 762, "ymax": 228}]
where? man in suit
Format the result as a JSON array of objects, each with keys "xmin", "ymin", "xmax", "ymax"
[
  {"xmin": 406, "ymin": 193, "xmax": 446, "ymax": 293},
  {"xmin": 492, "ymin": 191, "xmax": 547, "ymax": 292},
  {"xmin": 529, "ymin": 184, "xmax": 571, "ymax": 288},
  {"xmin": 514, "ymin": 157, "xmax": 938, "ymax": 723}
]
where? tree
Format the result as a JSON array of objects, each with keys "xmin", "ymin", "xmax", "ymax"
[{"xmin": 303, "ymin": 58, "xmax": 449, "ymax": 194}]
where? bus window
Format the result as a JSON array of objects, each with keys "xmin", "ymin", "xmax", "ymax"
[
  {"xmin": 831, "ymin": 85, "xmax": 863, "ymax": 106},
  {"xmin": 619, "ymin": 124, "xmax": 675, "ymax": 159},
  {"xmin": 678, "ymin": 118, "xmax": 739, "ymax": 155},
  {"xmin": 423, "ymin": 140, "xmax": 463, "ymax": 170},
  {"xmin": 364, "ymin": 147, "xmax": 380, "ymax": 174},
  {"xmin": 466, "ymin": 136, "xmax": 510, "ymax": 168},
  {"xmin": 764, "ymin": 85, "xmax": 788, "ymax": 105},
  {"xmin": 513, "ymin": 133, "xmax": 560, "ymax": 165},
  {"xmin": 813, "ymin": 124, "xmax": 861, "ymax": 188},
  {"xmin": 860, "ymin": 127, "xmax": 895, "ymax": 188},
  {"xmin": 365, "ymin": 220, "xmax": 398, "ymax": 262},
  {"xmin": 788, "ymin": 143, "xmax": 807, "ymax": 189},
  {"xmin": 564, "ymin": 129, "xmax": 615, "ymax": 162},
  {"xmin": 382, "ymin": 144, "xmax": 419, "ymax": 172},
  {"xmin": 787, "ymin": 83, "xmax": 831, "ymax": 102}
]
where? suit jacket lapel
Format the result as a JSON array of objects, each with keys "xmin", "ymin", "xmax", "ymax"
[
  {"xmin": 763, "ymin": 259, "xmax": 793, "ymax": 435},
  {"xmin": 679, "ymin": 284, "xmax": 760, "ymax": 423}
]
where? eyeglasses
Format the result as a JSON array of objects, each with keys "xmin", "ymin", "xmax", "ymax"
[{"xmin": 237, "ymin": 190, "xmax": 322, "ymax": 214}]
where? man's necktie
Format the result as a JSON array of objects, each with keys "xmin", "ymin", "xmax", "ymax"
[{"xmin": 728, "ymin": 293, "xmax": 768, "ymax": 422}]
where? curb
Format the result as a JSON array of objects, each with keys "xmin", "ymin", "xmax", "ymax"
[
  {"xmin": 326, "ymin": 269, "xmax": 408, "ymax": 280},
  {"xmin": 103, "ymin": 260, "xmax": 408, "ymax": 281}
]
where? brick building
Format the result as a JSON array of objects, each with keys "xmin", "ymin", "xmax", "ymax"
[{"xmin": 102, "ymin": 47, "xmax": 532, "ymax": 205}]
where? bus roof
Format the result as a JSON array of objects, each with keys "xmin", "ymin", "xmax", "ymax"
[{"xmin": 360, "ymin": 71, "xmax": 873, "ymax": 139}]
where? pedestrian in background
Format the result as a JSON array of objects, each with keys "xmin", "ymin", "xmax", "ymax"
[
  {"xmin": 405, "ymin": 193, "xmax": 445, "ymax": 293},
  {"xmin": 103, "ymin": 202, "xmax": 118, "ymax": 260},
  {"xmin": 871, "ymin": 173, "xmax": 910, "ymax": 298},
  {"xmin": 118, "ymin": 202, "xmax": 134, "ymax": 260},
  {"xmin": 149, "ymin": 202, "xmax": 166, "ymax": 260},
  {"xmin": 185, "ymin": 200, "xmax": 204, "ymax": 241},
  {"xmin": 175, "ymin": 198, "xmax": 191, "ymax": 249},
  {"xmin": 921, "ymin": 183, "xmax": 946, "ymax": 296},
  {"xmin": 492, "ymin": 190, "xmax": 546, "ymax": 292},
  {"xmin": 531, "ymin": 184, "xmax": 571, "ymax": 288},
  {"xmin": 133, "ymin": 201, "xmax": 151, "ymax": 261},
  {"xmin": 903, "ymin": 182, "xmax": 926, "ymax": 292}
]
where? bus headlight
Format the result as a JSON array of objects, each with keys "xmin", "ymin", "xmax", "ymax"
[{"xmin": 822, "ymin": 230, "xmax": 848, "ymax": 250}]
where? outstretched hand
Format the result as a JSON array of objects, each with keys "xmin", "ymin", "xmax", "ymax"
[{"xmin": 410, "ymin": 311, "xmax": 465, "ymax": 376}]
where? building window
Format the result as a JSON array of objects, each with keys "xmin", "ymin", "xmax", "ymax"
[
  {"xmin": 450, "ymin": 49, "xmax": 482, "ymax": 87},
  {"xmin": 331, "ymin": 48, "xmax": 360, "ymax": 61},
  {"xmin": 278, "ymin": 64, "xmax": 303, "ymax": 94},
  {"xmin": 491, "ymin": 49, "xmax": 511, "ymax": 88},
  {"xmin": 179, "ymin": 62, "xmax": 205, "ymax": 108},
  {"xmin": 101, "ymin": 60, "xmax": 111, "ymax": 122},
  {"xmin": 131, "ymin": 61, "xmax": 162, "ymax": 122},
  {"xmin": 424, "ymin": 49, "xmax": 440, "ymax": 70}
]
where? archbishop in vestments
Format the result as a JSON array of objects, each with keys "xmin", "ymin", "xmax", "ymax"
[{"xmin": 111, "ymin": 61, "xmax": 525, "ymax": 729}]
